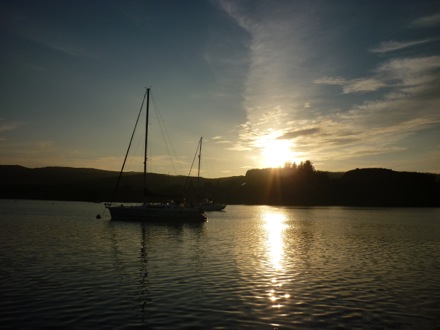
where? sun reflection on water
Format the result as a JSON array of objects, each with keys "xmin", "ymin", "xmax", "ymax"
[
  {"xmin": 262, "ymin": 210, "xmax": 290, "ymax": 308},
  {"xmin": 263, "ymin": 212, "xmax": 287, "ymax": 271}
]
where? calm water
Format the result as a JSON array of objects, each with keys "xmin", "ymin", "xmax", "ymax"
[{"xmin": 0, "ymin": 200, "xmax": 439, "ymax": 329}]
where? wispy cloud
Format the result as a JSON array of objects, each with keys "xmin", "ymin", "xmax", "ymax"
[
  {"xmin": 37, "ymin": 39, "xmax": 97, "ymax": 59},
  {"xmin": 370, "ymin": 39, "xmax": 436, "ymax": 53},
  {"xmin": 5, "ymin": 8, "xmax": 97, "ymax": 59},
  {"xmin": 215, "ymin": 140, "xmax": 232, "ymax": 144},
  {"xmin": 218, "ymin": 1, "xmax": 319, "ymax": 152},
  {"xmin": 376, "ymin": 55, "xmax": 440, "ymax": 80},
  {"xmin": 267, "ymin": 52, "xmax": 439, "ymax": 168},
  {"xmin": 0, "ymin": 119, "xmax": 21, "ymax": 133},
  {"xmin": 289, "ymin": 113, "xmax": 438, "ymax": 168},
  {"xmin": 375, "ymin": 56, "xmax": 440, "ymax": 96},
  {"xmin": 313, "ymin": 77, "xmax": 346, "ymax": 85},
  {"xmin": 277, "ymin": 128, "xmax": 320, "ymax": 140},
  {"xmin": 410, "ymin": 13, "xmax": 440, "ymax": 28},
  {"xmin": 316, "ymin": 55, "xmax": 440, "ymax": 95},
  {"xmin": 305, "ymin": 76, "xmax": 440, "ymax": 168},
  {"xmin": 314, "ymin": 77, "xmax": 386, "ymax": 94},
  {"xmin": 0, "ymin": 139, "xmax": 55, "ymax": 158},
  {"xmin": 342, "ymin": 78, "xmax": 386, "ymax": 94}
]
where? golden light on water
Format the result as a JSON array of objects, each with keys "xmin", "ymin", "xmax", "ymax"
[
  {"xmin": 262, "ymin": 210, "xmax": 292, "ymax": 308},
  {"xmin": 263, "ymin": 211, "xmax": 287, "ymax": 270}
]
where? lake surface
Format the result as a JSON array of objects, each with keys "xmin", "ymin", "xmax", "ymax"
[{"xmin": 0, "ymin": 200, "xmax": 439, "ymax": 329}]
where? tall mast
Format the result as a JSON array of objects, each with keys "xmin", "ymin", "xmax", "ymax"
[
  {"xmin": 196, "ymin": 137, "xmax": 202, "ymax": 196},
  {"xmin": 197, "ymin": 137, "xmax": 202, "ymax": 179},
  {"xmin": 144, "ymin": 88, "xmax": 150, "ymax": 197}
]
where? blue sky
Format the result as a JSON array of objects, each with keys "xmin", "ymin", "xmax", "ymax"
[{"xmin": 1, "ymin": 0, "xmax": 439, "ymax": 177}]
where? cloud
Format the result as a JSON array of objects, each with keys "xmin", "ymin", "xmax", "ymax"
[
  {"xmin": 370, "ymin": 39, "xmax": 436, "ymax": 53},
  {"xmin": 227, "ymin": 144, "xmax": 252, "ymax": 151},
  {"xmin": 314, "ymin": 77, "xmax": 386, "ymax": 93},
  {"xmin": 5, "ymin": 7, "xmax": 97, "ymax": 59},
  {"xmin": 0, "ymin": 139, "xmax": 56, "ymax": 158},
  {"xmin": 376, "ymin": 55, "xmax": 440, "ymax": 89},
  {"xmin": 316, "ymin": 56, "xmax": 440, "ymax": 95},
  {"xmin": 342, "ymin": 78, "xmax": 386, "ymax": 94},
  {"xmin": 295, "ymin": 53, "xmax": 440, "ymax": 167},
  {"xmin": 377, "ymin": 55, "xmax": 440, "ymax": 76},
  {"xmin": 0, "ymin": 119, "xmax": 20, "ymax": 133},
  {"xmin": 277, "ymin": 128, "xmax": 320, "ymax": 140},
  {"xmin": 218, "ymin": 0, "xmax": 313, "ymax": 117},
  {"xmin": 39, "ymin": 40, "xmax": 96, "ymax": 59},
  {"xmin": 313, "ymin": 77, "xmax": 346, "ymax": 85},
  {"xmin": 410, "ymin": 13, "xmax": 440, "ymax": 28},
  {"xmin": 313, "ymin": 89, "xmax": 440, "ymax": 161},
  {"xmin": 291, "ymin": 114, "xmax": 438, "ymax": 167}
]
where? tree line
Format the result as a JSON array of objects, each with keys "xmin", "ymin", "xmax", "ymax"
[
  {"xmin": 239, "ymin": 162, "xmax": 439, "ymax": 206},
  {"xmin": 0, "ymin": 164, "xmax": 439, "ymax": 206}
]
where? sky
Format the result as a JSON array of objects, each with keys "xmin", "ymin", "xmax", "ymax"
[{"xmin": 1, "ymin": 0, "xmax": 439, "ymax": 178}]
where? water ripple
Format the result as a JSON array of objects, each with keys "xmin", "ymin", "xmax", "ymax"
[{"xmin": 0, "ymin": 201, "xmax": 439, "ymax": 328}]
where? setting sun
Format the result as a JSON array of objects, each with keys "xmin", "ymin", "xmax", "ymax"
[{"xmin": 259, "ymin": 138, "xmax": 298, "ymax": 168}]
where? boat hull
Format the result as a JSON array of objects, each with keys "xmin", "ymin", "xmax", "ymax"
[
  {"xmin": 107, "ymin": 204, "xmax": 207, "ymax": 222},
  {"xmin": 201, "ymin": 203, "xmax": 226, "ymax": 211}
]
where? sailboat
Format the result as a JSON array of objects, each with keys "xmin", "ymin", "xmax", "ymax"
[
  {"xmin": 193, "ymin": 137, "xmax": 226, "ymax": 212},
  {"xmin": 105, "ymin": 88, "xmax": 207, "ymax": 222}
]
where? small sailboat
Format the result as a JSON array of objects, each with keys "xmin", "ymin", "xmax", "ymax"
[
  {"xmin": 200, "ymin": 199, "xmax": 226, "ymax": 211},
  {"xmin": 193, "ymin": 137, "xmax": 226, "ymax": 212},
  {"xmin": 105, "ymin": 88, "xmax": 207, "ymax": 222}
]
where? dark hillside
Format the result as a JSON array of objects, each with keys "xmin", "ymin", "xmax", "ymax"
[
  {"xmin": 240, "ymin": 167, "xmax": 439, "ymax": 207},
  {"xmin": 0, "ymin": 165, "xmax": 438, "ymax": 206},
  {"xmin": 0, "ymin": 165, "xmax": 118, "ymax": 201},
  {"xmin": 0, "ymin": 165, "xmax": 244, "ymax": 203},
  {"xmin": 337, "ymin": 168, "xmax": 438, "ymax": 206}
]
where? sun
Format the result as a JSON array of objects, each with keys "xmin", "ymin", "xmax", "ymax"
[{"xmin": 260, "ymin": 139, "xmax": 296, "ymax": 168}]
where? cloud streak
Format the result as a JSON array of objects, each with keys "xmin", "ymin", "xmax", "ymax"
[
  {"xmin": 218, "ymin": 1, "xmax": 320, "ymax": 150},
  {"xmin": 410, "ymin": 13, "xmax": 440, "ymax": 28},
  {"xmin": 277, "ymin": 128, "xmax": 320, "ymax": 140},
  {"xmin": 4, "ymin": 5, "xmax": 98, "ymax": 60},
  {"xmin": 314, "ymin": 77, "xmax": 388, "ymax": 94},
  {"xmin": 370, "ymin": 39, "xmax": 436, "ymax": 53},
  {"xmin": 0, "ymin": 119, "xmax": 20, "ymax": 133}
]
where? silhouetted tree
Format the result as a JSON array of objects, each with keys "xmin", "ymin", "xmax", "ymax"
[
  {"xmin": 297, "ymin": 160, "xmax": 315, "ymax": 176},
  {"xmin": 284, "ymin": 161, "xmax": 298, "ymax": 171}
]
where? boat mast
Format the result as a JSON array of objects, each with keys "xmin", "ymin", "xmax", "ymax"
[
  {"xmin": 144, "ymin": 88, "xmax": 150, "ymax": 198},
  {"xmin": 108, "ymin": 88, "xmax": 148, "ymax": 206},
  {"xmin": 197, "ymin": 137, "xmax": 202, "ymax": 180},
  {"xmin": 196, "ymin": 137, "xmax": 202, "ymax": 198}
]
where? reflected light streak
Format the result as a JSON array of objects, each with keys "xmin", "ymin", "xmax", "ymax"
[
  {"xmin": 262, "ymin": 210, "xmax": 291, "ymax": 308},
  {"xmin": 263, "ymin": 212, "xmax": 287, "ymax": 271}
]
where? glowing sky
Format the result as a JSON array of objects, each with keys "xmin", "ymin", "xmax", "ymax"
[{"xmin": 1, "ymin": 0, "xmax": 439, "ymax": 177}]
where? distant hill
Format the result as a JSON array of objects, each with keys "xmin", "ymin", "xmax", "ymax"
[
  {"xmin": 0, "ymin": 165, "xmax": 119, "ymax": 201},
  {"xmin": 338, "ymin": 168, "xmax": 439, "ymax": 206},
  {"xmin": 0, "ymin": 165, "xmax": 438, "ymax": 206},
  {"xmin": 240, "ymin": 166, "xmax": 439, "ymax": 207},
  {"xmin": 0, "ymin": 165, "xmax": 244, "ymax": 203}
]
